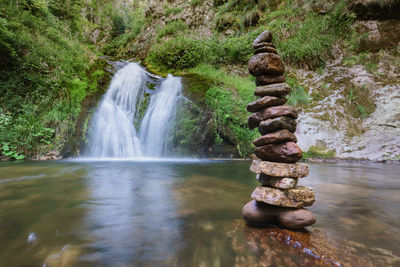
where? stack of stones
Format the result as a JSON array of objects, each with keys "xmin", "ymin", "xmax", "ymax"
[{"xmin": 242, "ymin": 31, "xmax": 316, "ymax": 230}]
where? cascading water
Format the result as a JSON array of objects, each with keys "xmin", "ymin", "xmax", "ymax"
[{"xmin": 87, "ymin": 62, "xmax": 182, "ymax": 158}]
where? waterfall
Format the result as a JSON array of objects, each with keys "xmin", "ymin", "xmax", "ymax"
[{"xmin": 87, "ymin": 63, "xmax": 182, "ymax": 158}]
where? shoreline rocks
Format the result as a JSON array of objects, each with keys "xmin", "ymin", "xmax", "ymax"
[{"xmin": 242, "ymin": 30, "xmax": 317, "ymax": 230}]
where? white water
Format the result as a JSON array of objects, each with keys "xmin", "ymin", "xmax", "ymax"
[{"xmin": 87, "ymin": 63, "xmax": 182, "ymax": 158}]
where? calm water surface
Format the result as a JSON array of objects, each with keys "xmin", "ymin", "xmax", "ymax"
[{"xmin": 0, "ymin": 160, "xmax": 399, "ymax": 266}]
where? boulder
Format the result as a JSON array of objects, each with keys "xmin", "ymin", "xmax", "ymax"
[
  {"xmin": 257, "ymin": 174, "xmax": 298, "ymax": 189},
  {"xmin": 256, "ymin": 75, "xmax": 285, "ymax": 86},
  {"xmin": 255, "ymin": 142, "xmax": 303, "ymax": 163},
  {"xmin": 258, "ymin": 117, "xmax": 297, "ymax": 135},
  {"xmin": 246, "ymin": 96, "xmax": 287, "ymax": 113},
  {"xmin": 253, "ymin": 30, "xmax": 272, "ymax": 47},
  {"xmin": 242, "ymin": 200, "xmax": 277, "ymax": 226},
  {"xmin": 251, "ymin": 186, "xmax": 315, "ymax": 208},
  {"xmin": 248, "ymin": 53, "xmax": 285, "ymax": 76},
  {"xmin": 248, "ymin": 105, "xmax": 298, "ymax": 129},
  {"xmin": 278, "ymin": 208, "xmax": 316, "ymax": 229},
  {"xmin": 253, "ymin": 129, "xmax": 297, "ymax": 147},
  {"xmin": 254, "ymin": 83, "xmax": 291, "ymax": 97},
  {"xmin": 250, "ymin": 160, "xmax": 309, "ymax": 178}
]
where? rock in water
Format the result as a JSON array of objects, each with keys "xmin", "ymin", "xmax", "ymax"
[
  {"xmin": 278, "ymin": 208, "xmax": 316, "ymax": 229},
  {"xmin": 251, "ymin": 186, "xmax": 315, "ymax": 208},
  {"xmin": 256, "ymin": 75, "xmax": 285, "ymax": 86},
  {"xmin": 255, "ymin": 142, "xmax": 303, "ymax": 163},
  {"xmin": 248, "ymin": 105, "xmax": 298, "ymax": 129},
  {"xmin": 258, "ymin": 117, "xmax": 297, "ymax": 135},
  {"xmin": 246, "ymin": 96, "xmax": 287, "ymax": 113},
  {"xmin": 242, "ymin": 200, "xmax": 277, "ymax": 226},
  {"xmin": 254, "ymin": 83, "xmax": 291, "ymax": 97},
  {"xmin": 248, "ymin": 53, "xmax": 285, "ymax": 76},
  {"xmin": 253, "ymin": 129, "xmax": 297, "ymax": 147},
  {"xmin": 257, "ymin": 174, "xmax": 298, "ymax": 189},
  {"xmin": 253, "ymin": 30, "xmax": 272, "ymax": 47},
  {"xmin": 250, "ymin": 160, "xmax": 309, "ymax": 178}
]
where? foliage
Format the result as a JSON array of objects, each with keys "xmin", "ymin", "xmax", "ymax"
[
  {"xmin": 286, "ymin": 76, "xmax": 310, "ymax": 106},
  {"xmin": 164, "ymin": 5, "xmax": 183, "ymax": 16},
  {"xmin": 303, "ymin": 145, "xmax": 336, "ymax": 159},
  {"xmin": 156, "ymin": 20, "xmax": 188, "ymax": 40}
]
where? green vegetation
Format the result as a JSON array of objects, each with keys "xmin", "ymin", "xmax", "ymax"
[
  {"xmin": 164, "ymin": 5, "xmax": 183, "ymax": 16},
  {"xmin": 303, "ymin": 145, "xmax": 336, "ymax": 159},
  {"xmin": 156, "ymin": 20, "xmax": 188, "ymax": 40}
]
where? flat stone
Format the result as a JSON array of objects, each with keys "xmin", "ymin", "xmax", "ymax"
[
  {"xmin": 253, "ymin": 42, "xmax": 275, "ymax": 50},
  {"xmin": 242, "ymin": 200, "xmax": 316, "ymax": 229},
  {"xmin": 257, "ymin": 174, "xmax": 298, "ymax": 189},
  {"xmin": 254, "ymin": 83, "xmax": 291, "ymax": 97},
  {"xmin": 258, "ymin": 116, "xmax": 297, "ymax": 135},
  {"xmin": 256, "ymin": 75, "xmax": 285, "ymax": 86},
  {"xmin": 248, "ymin": 53, "xmax": 285, "ymax": 76},
  {"xmin": 254, "ymin": 46, "xmax": 277, "ymax": 55},
  {"xmin": 246, "ymin": 96, "xmax": 287, "ymax": 113},
  {"xmin": 253, "ymin": 31, "xmax": 272, "ymax": 47},
  {"xmin": 248, "ymin": 105, "xmax": 298, "ymax": 129},
  {"xmin": 251, "ymin": 186, "xmax": 315, "ymax": 208},
  {"xmin": 253, "ymin": 129, "xmax": 298, "ymax": 147},
  {"xmin": 255, "ymin": 142, "xmax": 303, "ymax": 163},
  {"xmin": 249, "ymin": 160, "xmax": 309, "ymax": 178}
]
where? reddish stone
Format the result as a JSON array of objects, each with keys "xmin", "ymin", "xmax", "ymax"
[
  {"xmin": 248, "ymin": 53, "xmax": 285, "ymax": 76},
  {"xmin": 256, "ymin": 75, "xmax": 286, "ymax": 86},
  {"xmin": 246, "ymin": 96, "xmax": 287, "ymax": 113},
  {"xmin": 248, "ymin": 105, "xmax": 298, "ymax": 129},
  {"xmin": 258, "ymin": 117, "xmax": 297, "ymax": 135},
  {"xmin": 253, "ymin": 129, "xmax": 298, "ymax": 147},
  {"xmin": 254, "ymin": 142, "xmax": 303, "ymax": 163}
]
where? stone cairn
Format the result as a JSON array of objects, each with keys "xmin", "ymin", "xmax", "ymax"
[{"xmin": 242, "ymin": 31, "xmax": 316, "ymax": 230}]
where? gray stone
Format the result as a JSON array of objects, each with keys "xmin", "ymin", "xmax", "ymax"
[
  {"xmin": 255, "ymin": 75, "xmax": 285, "ymax": 86},
  {"xmin": 248, "ymin": 105, "xmax": 298, "ymax": 130},
  {"xmin": 250, "ymin": 160, "xmax": 309, "ymax": 178},
  {"xmin": 254, "ymin": 83, "xmax": 291, "ymax": 97},
  {"xmin": 253, "ymin": 31, "xmax": 272, "ymax": 47},
  {"xmin": 257, "ymin": 174, "xmax": 298, "ymax": 189},
  {"xmin": 251, "ymin": 186, "xmax": 315, "ymax": 208},
  {"xmin": 258, "ymin": 117, "xmax": 297, "ymax": 135}
]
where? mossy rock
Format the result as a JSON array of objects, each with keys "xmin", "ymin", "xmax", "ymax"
[{"xmin": 180, "ymin": 73, "xmax": 215, "ymax": 108}]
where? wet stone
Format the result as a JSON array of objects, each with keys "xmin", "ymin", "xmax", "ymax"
[
  {"xmin": 246, "ymin": 96, "xmax": 287, "ymax": 113},
  {"xmin": 278, "ymin": 208, "xmax": 316, "ymax": 229},
  {"xmin": 250, "ymin": 160, "xmax": 309, "ymax": 178},
  {"xmin": 254, "ymin": 83, "xmax": 291, "ymax": 97},
  {"xmin": 253, "ymin": 30, "xmax": 272, "ymax": 47},
  {"xmin": 258, "ymin": 116, "xmax": 297, "ymax": 135},
  {"xmin": 253, "ymin": 129, "xmax": 298, "ymax": 147},
  {"xmin": 248, "ymin": 105, "xmax": 298, "ymax": 130},
  {"xmin": 255, "ymin": 142, "xmax": 303, "ymax": 163},
  {"xmin": 251, "ymin": 186, "xmax": 316, "ymax": 208},
  {"xmin": 248, "ymin": 53, "xmax": 285, "ymax": 76},
  {"xmin": 257, "ymin": 174, "xmax": 298, "ymax": 189},
  {"xmin": 256, "ymin": 75, "xmax": 285, "ymax": 86}
]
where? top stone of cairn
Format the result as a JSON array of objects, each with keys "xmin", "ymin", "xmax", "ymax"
[{"xmin": 253, "ymin": 30, "xmax": 272, "ymax": 48}]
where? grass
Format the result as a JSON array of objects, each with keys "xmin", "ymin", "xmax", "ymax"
[
  {"xmin": 303, "ymin": 145, "xmax": 336, "ymax": 159},
  {"xmin": 286, "ymin": 76, "xmax": 310, "ymax": 106},
  {"xmin": 156, "ymin": 20, "xmax": 188, "ymax": 40}
]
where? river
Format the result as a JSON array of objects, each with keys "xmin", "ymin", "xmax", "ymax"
[{"xmin": 0, "ymin": 160, "xmax": 399, "ymax": 266}]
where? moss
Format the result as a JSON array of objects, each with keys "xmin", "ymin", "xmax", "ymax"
[{"xmin": 303, "ymin": 145, "xmax": 336, "ymax": 159}]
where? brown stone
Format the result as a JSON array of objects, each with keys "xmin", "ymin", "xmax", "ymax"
[
  {"xmin": 242, "ymin": 200, "xmax": 316, "ymax": 229},
  {"xmin": 255, "ymin": 142, "xmax": 303, "ymax": 163},
  {"xmin": 251, "ymin": 186, "xmax": 315, "ymax": 208},
  {"xmin": 248, "ymin": 105, "xmax": 298, "ymax": 130},
  {"xmin": 255, "ymin": 46, "xmax": 278, "ymax": 55},
  {"xmin": 253, "ymin": 42, "xmax": 275, "ymax": 50},
  {"xmin": 246, "ymin": 96, "xmax": 287, "ymax": 113},
  {"xmin": 249, "ymin": 160, "xmax": 309, "ymax": 178},
  {"xmin": 248, "ymin": 53, "xmax": 285, "ymax": 76},
  {"xmin": 258, "ymin": 117, "xmax": 297, "ymax": 135},
  {"xmin": 253, "ymin": 129, "xmax": 297, "ymax": 147},
  {"xmin": 257, "ymin": 174, "xmax": 298, "ymax": 189},
  {"xmin": 256, "ymin": 75, "xmax": 286, "ymax": 86},
  {"xmin": 254, "ymin": 83, "xmax": 291, "ymax": 97},
  {"xmin": 253, "ymin": 30, "xmax": 272, "ymax": 47}
]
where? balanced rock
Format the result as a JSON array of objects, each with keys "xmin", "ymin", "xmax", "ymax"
[
  {"xmin": 248, "ymin": 105, "xmax": 298, "ymax": 130},
  {"xmin": 255, "ymin": 142, "xmax": 303, "ymax": 163},
  {"xmin": 250, "ymin": 160, "xmax": 309, "ymax": 178},
  {"xmin": 254, "ymin": 46, "xmax": 278, "ymax": 55},
  {"xmin": 246, "ymin": 96, "xmax": 287, "ymax": 113},
  {"xmin": 258, "ymin": 116, "xmax": 297, "ymax": 135},
  {"xmin": 253, "ymin": 129, "xmax": 297, "ymax": 147},
  {"xmin": 256, "ymin": 75, "xmax": 285, "ymax": 86},
  {"xmin": 242, "ymin": 200, "xmax": 316, "ymax": 229},
  {"xmin": 251, "ymin": 186, "xmax": 315, "ymax": 208},
  {"xmin": 257, "ymin": 174, "xmax": 298, "ymax": 189},
  {"xmin": 254, "ymin": 83, "xmax": 291, "ymax": 97},
  {"xmin": 248, "ymin": 53, "xmax": 285, "ymax": 76},
  {"xmin": 253, "ymin": 30, "xmax": 272, "ymax": 47},
  {"xmin": 253, "ymin": 42, "xmax": 275, "ymax": 50}
]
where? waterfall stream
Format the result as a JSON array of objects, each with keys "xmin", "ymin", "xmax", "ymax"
[{"xmin": 87, "ymin": 63, "xmax": 182, "ymax": 158}]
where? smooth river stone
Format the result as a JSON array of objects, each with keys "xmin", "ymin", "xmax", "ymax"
[
  {"xmin": 255, "ymin": 142, "xmax": 303, "ymax": 163},
  {"xmin": 248, "ymin": 105, "xmax": 298, "ymax": 130},
  {"xmin": 248, "ymin": 53, "xmax": 285, "ymax": 76},
  {"xmin": 256, "ymin": 75, "xmax": 286, "ymax": 86},
  {"xmin": 258, "ymin": 117, "xmax": 297, "ymax": 135},
  {"xmin": 253, "ymin": 30, "xmax": 272, "ymax": 47},
  {"xmin": 251, "ymin": 186, "xmax": 315, "ymax": 208},
  {"xmin": 253, "ymin": 129, "xmax": 297, "ymax": 147},
  {"xmin": 242, "ymin": 200, "xmax": 316, "ymax": 229},
  {"xmin": 257, "ymin": 174, "xmax": 298, "ymax": 189},
  {"xmin": 246, "ymin": 96, "xmax": 287, "ymax": 113},
  {"xmin": 254, "ymin": 83, "xmax": 291, "ymax": 97},
  {"xmin": 254, "ymin": 46, "xmax": 277, "ymax": 55},
  {"xmin": 250, "ymin": 160, "xmax": 309, "ymax": 178}
]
